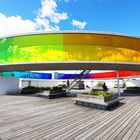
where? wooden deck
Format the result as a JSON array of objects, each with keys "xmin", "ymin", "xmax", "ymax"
[{"xmin": 0, "ymin": 95, "xmax": 140, "ymax": 140}]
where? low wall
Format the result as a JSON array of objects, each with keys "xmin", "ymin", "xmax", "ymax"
[{"xmin": 0, "ymin": 77, "xmax": 19, "ymax": 95}]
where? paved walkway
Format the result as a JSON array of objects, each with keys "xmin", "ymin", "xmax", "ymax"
[{"xmin": 0, "ymin": 95, "xmax": 140, "ymax": 140}]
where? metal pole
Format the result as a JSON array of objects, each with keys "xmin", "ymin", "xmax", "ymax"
[{"xmin": 116, "ymin": 70, "xmax": 120, "ymax": 96}]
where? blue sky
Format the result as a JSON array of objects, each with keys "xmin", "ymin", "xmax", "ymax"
[{"xmin": 0, "ymin": 0, "xmax": 140, "ymax": 36}]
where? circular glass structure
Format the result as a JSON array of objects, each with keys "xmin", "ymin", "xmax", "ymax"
[{"xmin": 0, "ymin": 32, "xmax": 140, "ymax": 71}]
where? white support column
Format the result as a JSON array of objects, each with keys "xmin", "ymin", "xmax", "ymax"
[
  {"xmin": 116, "ymin": 70, "xmax": 120, "ymax": 96},
  {"xmin": 19, "ymin": 78, "xmax": 22, "ymax": 89},
  {"xmin": 91, "ymin": 81, "xmax": 93, "ymax": 89}
]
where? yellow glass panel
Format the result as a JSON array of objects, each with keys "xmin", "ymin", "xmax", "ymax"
[
  {"xmin": 63, "ymin": 44, "xmax": 116, "ymax": 62},
  {"xmin": 95, "ymin": 45, "xmax": 116, "ymax": 62},
  {"xmin": 63, "ymin": 34, "xmax": 114, "ymax": 46},
  {"xmin": 63, "ymin": 45, "xmax": 84, "ymax": 61},
  {"xmin": 83, "ymin": 45, "xmax": 97, "ymax": 61},
  {"xmin": 116, "ymin": 47, "xmax": 140, "ymax": 63},
  {"xmin": 89, "ymin": 34, "xmax": 114, "ymax": 46},
  {"xmin": 64, "ymin": 34, "xmax": 91, "ymax": 45},
  {"xmin": 83, "ymin": 45, "xmax": 101, "ymax": 61},
  {"xmin": 113, "ymin": 36, "xmax": 140, "ymax": 51}
]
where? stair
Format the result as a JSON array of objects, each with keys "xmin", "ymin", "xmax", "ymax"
[{"xmin": 66, "ymin": 70, "xmax": 91, "ymax": 92}]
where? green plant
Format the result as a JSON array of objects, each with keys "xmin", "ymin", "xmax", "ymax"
[
  {"xmin": 51, "ymin": 86, "xmax": 62, "ymax": 91},
  {"xmin": 82, "ymin": 91, "xmax": 113, "ymax": 97},
  {"xmin": 96, "ymin": 81, "xmax": 104, "ymax": 87},
  {"xmin": 21, "ymin": 86, "xmax": 40, "ymax": 94},
  {"xmin": 22, "ymin": 86, "xmax": 40, "ymax": 90},
  {"xmin": 57, "ymin": 84, "xmax": 67, "ymax": 88},
  {"xmin": 40, "ymin": 87, "xmax": 51, "ymax": 91}
]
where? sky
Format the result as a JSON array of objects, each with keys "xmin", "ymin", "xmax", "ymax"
[{"xmin": 0, "ymin": 0, "xmax": 140, "ymax": 37}]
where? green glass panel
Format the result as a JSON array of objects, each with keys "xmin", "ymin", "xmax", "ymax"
[
  {"xmin": 0, "ymin": 37, "xmax": 14, "ymax": 63},
  {"xmin": 14, "ymin": 34, "xmax": 63, "ymax": 48},
  {"xmin": 12, "ymin": 34, "xmax": 63, "ymax": 63}
]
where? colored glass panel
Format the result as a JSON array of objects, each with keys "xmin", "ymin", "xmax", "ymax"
[
  {"xmin": 0, "ymin": 33, "xmax": 140, "ymax": 64},
  {"xmin": 2, "ymin": 71, "xmax": 52, "ymax": 79},
  {"xmin": 55, "ymin": 71, "xmax": 140, "ymax": 79}
]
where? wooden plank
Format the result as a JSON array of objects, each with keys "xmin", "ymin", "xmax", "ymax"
[
  {"xmin": 52, "ymin": 100, "xmax": 138, "ymax": 140},
  {"xmin": 75, "ymin": 101, "xmax": 140, "ymax": 140},
  {"xmin": 0, "ymin": 95, "xmax": 140, "ymax": 140},
  {"xmin": 116, "ymin": 110, "xmax": 140, "ymax": 140},
  {"xmin": 40, "ymin": 98, "xmax": 133, "ymax": 139},
  {"xmin": 14, "ymin": 110, "xmax": 102, "ymax": 140},
  {"xmin": 103, "ymin": 103, "xmax": 140, "ymax": 140},
  {"xmin": 129, "ymin": 121, "xmax": 140, "ymax": 140},
  {"xmin": 85, "ymin": 101, "xmax": 140, "ymax": 140}
]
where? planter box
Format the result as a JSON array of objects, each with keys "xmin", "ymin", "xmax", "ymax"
[
  {"xmin": 76, "ymin": 93, "xmax": 121, "ymax": 110},
  {"xmin": 124, "ymin": 87, "xmax": 140, "ymax": 94},
  {"xmin": 40, "ymin": 90, "xmax": 67, "ymax": 99}
]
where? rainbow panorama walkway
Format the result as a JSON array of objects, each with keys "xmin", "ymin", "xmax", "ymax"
[{"xmin": 0, "ymin": 95, "xmax": 140, "ymax": 140}]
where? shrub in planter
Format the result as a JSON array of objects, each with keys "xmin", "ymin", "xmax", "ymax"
[
  {"xmin": 49, "ymin": 86, "xmax": 64, "ymax": 94},
  {"xmin": 79, "ymin": 91, "xmax": 118, "ymax": 102},
  {"xmin": 42, "ymin": 86, "xmax": 66, "ymax": 99},
  {"xmin": 82, "ymin": 91, "xmax": 113, "ymax": 97},
  {"xmin": 40, "ymin": 87, "xmax": 51, "ymax": 91},
  {"xmin": 57, "ymin": 84, "xmax": 67, "ymax": 89},
  {"xmin": 21, "ymin": 86, "xmax": 40, "ymax": 94},
  {"xmin": 96, "ymin": 81, "xmax": 104, "ymax": 87}
]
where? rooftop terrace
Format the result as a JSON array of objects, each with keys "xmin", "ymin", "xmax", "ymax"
[{"xmin": 0, "ymin": 95, "xmax": 140, "ymax": 140}]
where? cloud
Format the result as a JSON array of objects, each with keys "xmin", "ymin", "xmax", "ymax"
[
  {"xmin": 0, "ymin": 0, "xmax": 68, "ymax": 37},
  {"xmin": 0, "ymin": 0, "xmax": 88, "ymax": 37},
  {"xmin": 0, "ymin": 13, "xmax": 36, "ymax": 37},
  {"xmin": 35, "ymin": 17, "xmax": 59, "ymax": 31},
  {"xmin": 37, "ymin": 0, "xmax": 68, "ymax": 24},
  {"xmin": 72, "ymin": 19, "xmax": 87, "ymax": 29},
  {"xmin": 35, "ymin": 0, "xmax": 68, "ymax": 31}
]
